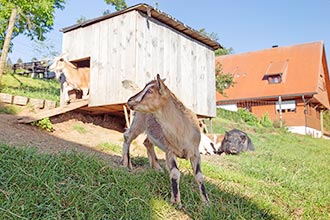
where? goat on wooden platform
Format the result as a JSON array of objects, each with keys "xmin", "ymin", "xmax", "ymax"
[
  {"xmin": 49, "ymin": 54, "xmax": 90, "ymax": 103},
  {"xmin": 127, "ymin": 74, "xmax": 209, "ymax": 207}
]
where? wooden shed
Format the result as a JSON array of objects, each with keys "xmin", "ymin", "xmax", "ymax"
[{"xmin": 60, "ymin": 3, "xmax": 221, "ymax": 118}]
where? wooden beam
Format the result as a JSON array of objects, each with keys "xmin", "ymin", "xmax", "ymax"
[{"xmin": 17, "ymin": 100, "xmax": 88, "ymax": 124}]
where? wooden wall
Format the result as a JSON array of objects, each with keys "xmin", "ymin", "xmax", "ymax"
[{"xmin": 62, "ymin": 10, "xmax": 216, "ymax": 117}]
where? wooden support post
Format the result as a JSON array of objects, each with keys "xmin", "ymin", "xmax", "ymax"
[
  {"xmin": 278, "ymin": 96, "xmax": 282, "ymax": 128},
  {"xmin": 123, "ymin": 105, "xmax": 130, "ymax": 128},
  {"xmin": 129, "ymin": 108, "xmax": 134, "ymax": 126}
]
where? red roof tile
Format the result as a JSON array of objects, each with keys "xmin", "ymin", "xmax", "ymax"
[{"xmin": 216, "ymin": 41, "xmax": 330, "ymax": 109}]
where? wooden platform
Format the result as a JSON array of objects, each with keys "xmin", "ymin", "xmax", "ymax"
[{"xmin": 17, "ymin": 100, "xmax": 89, "ymax": 124}]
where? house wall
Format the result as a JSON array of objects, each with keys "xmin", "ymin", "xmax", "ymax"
[
  {"xmin": 62, "ymin": 10, "xmax": 216, "ymax": 117},
  {"xmin": 250, "ymin": 99, "xmax": 321, "ymax": 130}
]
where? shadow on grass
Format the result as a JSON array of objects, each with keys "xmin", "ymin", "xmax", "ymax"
[{"xmin": 130, "ymin": 156, "xmax": 277, "ymax": 220}]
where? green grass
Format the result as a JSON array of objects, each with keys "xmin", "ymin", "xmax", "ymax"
[
  {"xmin": 73, "ymin": 124, "xmax": 88, "ymax": 134},
  {"xmin": 0, "ymin": 73, "xmax": 60, "ymax": 103},
  {"xmin": 1, "ymin": 126, "xmax": 329, "ymax": 219},
  {"xmin": 0, "ymin": 104, "xmax": 21, "ymax": 114}
]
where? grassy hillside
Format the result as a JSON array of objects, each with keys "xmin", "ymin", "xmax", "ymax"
[
  {"xmin": 0, "ymin": 73, "xmax": 60, "ymax": 103},
  {"xmin": 0, "ymin": 114, "xmax": 329, "ymax": 219}
]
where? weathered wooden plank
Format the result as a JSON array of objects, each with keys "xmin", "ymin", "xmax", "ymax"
[
  {"xmin": 44, "ymin": 100, "xmax": 57, "ymax": 110},
  {"xmin": 13, "ymin": 96, "xmax": 29, "ymax": 106},
  {"xmin": 0, "ymin": 93, "xmax": 13, "ymax": 104},
  {"xmin": 29, "ymin": 98, "xmax": 45, "ymax": 109},
  {"xmin": 17, "ymin": 100, "xmax": 88, "ymax": 124}
]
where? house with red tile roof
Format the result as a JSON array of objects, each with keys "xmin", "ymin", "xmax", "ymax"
[{"xmin": 216, "ymin": 41, "xmax": 330, "ymax": 137}]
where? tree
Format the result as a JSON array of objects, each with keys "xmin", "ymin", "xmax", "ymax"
[
  {"xmin": 76, "ymin": 16, "xmax": 88, "ymax": 24},
  {"xmin": 215, "ymin": 62, "xmax": 235, "ymax": 96},
  {"xmin": 104, "ymin": 0, "xmax": 127, "ymax": 11},
  {"xmin": 0, "ymin": 0, "xmax": 66, "ymax": 84}
]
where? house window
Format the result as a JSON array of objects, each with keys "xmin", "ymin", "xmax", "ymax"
[
  {"xmin": 275, "ymin": 100, "xmax": 296, "ymax": 113},
  {"xmin": 267, "ymin": 74, "xmax": 282, "ymax": 84}
]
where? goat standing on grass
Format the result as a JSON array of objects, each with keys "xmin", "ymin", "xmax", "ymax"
[
  {"xmin": 127, "ymin": 74, "xmax": 209, "ymax": 207},
  {"xmin": 49, "ymin": 54, "xmax": 90, "ymax": 104}
]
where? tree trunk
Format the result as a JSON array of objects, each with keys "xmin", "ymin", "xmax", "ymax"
[{"xmin": 0, "ymin": 8, "xmax": 17, "ymax": 85}]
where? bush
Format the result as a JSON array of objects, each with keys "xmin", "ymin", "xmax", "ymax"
[
  {"xmin": 31, "ymin": 118, "xmax": 54, "ymax": 132},
  {"xmin": 216, "ymin": 108, "xmax": 242, "ymax": 122},
  {"xmin": 259, "ymin": 113, "xmax": 273, "ymax": 128},
  {"xmin": 237, "ymin": 108, "xmax": 259, "ymax": 126}
]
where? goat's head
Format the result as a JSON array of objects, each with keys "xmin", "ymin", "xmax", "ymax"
[
  {"xmin": 127, "ymin": 74, "xmax": 168, "ymax": 113},
  {"xmin": 49, "ymin": 55, "xmax": 67, "ymax": 79}
]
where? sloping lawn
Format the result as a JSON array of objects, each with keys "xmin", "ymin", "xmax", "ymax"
[{"xmin": 0, "ymin": 127, "xmax": 329, "ymax": 219}]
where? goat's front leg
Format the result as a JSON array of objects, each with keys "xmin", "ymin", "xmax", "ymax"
[
  {"xmin": 166, "ymin": 151, "xmax": 181, "ymax": 208},
  {"xmin": 62, "ymin": 83, "xmax": 72, "ymax": 104},
  {"xmin": 81, "ymin": 88, "xmax": 89, "ymax": 100},
  {"xmin": 190, "ymin": 153, "xmax": 209, "ymax": 203},
  {"xmin": 122, "ymin": 126, "xmax": 143, "ymax": 170},
  {"xmin": 143, "ymin": 138, "xmax": 162, "ymax": 171}
]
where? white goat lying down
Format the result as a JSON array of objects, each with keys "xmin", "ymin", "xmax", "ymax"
[
  {"xmin": 125, "ymin": 74, "xmax": 209, "ymax": 207},
  {"xmin": 49, "ymin": 54, "xmax": 90, "ymax": 103}
]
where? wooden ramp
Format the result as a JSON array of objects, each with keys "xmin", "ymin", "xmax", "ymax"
[{"xmin": 18, "ymin": 100, "xmax": 88, "ymax": 124}]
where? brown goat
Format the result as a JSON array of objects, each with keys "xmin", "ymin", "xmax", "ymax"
[
  {"xmin": 49, "ymin": 55, "xmax": 90, "ymax": 103},
  {"xmin": 127, "ymin": 74, "xmax": 208, "ymax": 207}
]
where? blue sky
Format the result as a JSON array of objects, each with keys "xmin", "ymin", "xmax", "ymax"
[{"xmin": 8, "ymin": 0, "xmax": 330, "ymax": 64}]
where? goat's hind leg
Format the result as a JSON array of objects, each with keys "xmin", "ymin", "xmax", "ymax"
[
  {"xmin": 143, "ymin": 138, "xmax": 162, "ymax": 171},
  {"xmin": 166, "ymin": 151, "xmax": 182, "ymax": 208},
  {"xmin": 190, "ymin": 154, "xmax": 209, "ymax": 203}
]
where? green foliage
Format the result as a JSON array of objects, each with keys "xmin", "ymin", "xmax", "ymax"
[
  {"xmin": 216, "ymin": 107, "xmax": 242, "ymax": 123},
  {"xmin": 323, "ymin": 110, "xmax": 330, "ymax": 132},
  {"xmin": 215, "ymin": 62, "xmax": 235, "ymax": 96},
  {"xmin": 0, "ymin": 0, "xmax": 65, "ymax": 49},
  {"xmin": 237, "ymin": 108, "xmax": 259, "ymax": 126},
  {"xmin": 104, "ymin": 0, "xmax": 127, "ymax": 11},
  {"xmin": 259, "ymin": 113, "xmax": 273, "ymax": 128},
  {"xmin": 215, "ymin": 47, "xmax": 234, "ymax": 56},
  {"xmin": 31, "ymin": 118, "xmax": 54, "ymax": 132}
]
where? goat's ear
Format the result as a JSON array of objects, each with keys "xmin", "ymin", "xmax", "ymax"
[
  {"xmin": 156, "ymin": 74, "xmax": 167, "ymax": 95},
  {"xmin": 60, "ymin": 51, "xmax": 69, "ymax": 60}
]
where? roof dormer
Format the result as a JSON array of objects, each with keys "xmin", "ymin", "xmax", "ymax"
[{"xmin": 263, "ymin": 60, "xmax": 289, "ymax": 84}]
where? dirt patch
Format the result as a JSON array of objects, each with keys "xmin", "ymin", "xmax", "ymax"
[
  {"xmin": 0, "ymin": 104, "xmax": 220, "ymax": 168},
  {"xmin": 0, "ymin": 105, "xmax": 155, "ymax": 165}
]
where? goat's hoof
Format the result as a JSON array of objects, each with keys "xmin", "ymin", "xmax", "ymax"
[
  {"xmin": 152, "ymin": 164, "xmax": 163, "ymax": 172},
  {"xmin": 121, "ymin": 160, "xmax": 133, "ymax": 171},
  {"xmin": 175, "ymin": 202, "xmax": 183, "ymax": 210}
]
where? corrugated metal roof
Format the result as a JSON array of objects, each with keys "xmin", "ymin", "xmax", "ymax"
[
  {"xmin": 216, "ymin": 41, "xmax": 330, "ymax": 109},
  {"xmin": 61, "ymin": 3, "xmax": 221, "ymax": 50}
]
